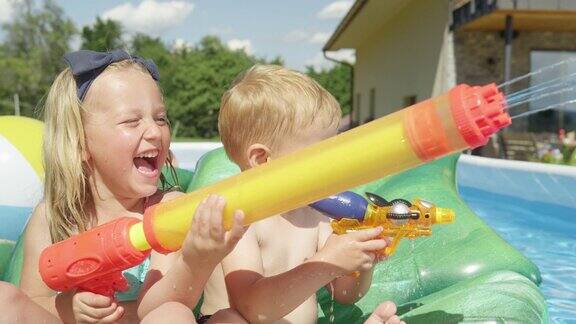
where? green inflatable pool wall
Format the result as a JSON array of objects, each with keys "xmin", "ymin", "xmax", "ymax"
[
  {"xmin": 187, "ymin": 148, "xmax": 548, "ymax": 323},
  {"xmin": 162, "ymin": 165, "xmax": 195, "ymax": 191},
  {"xmin": 1, "ymin": 150, "xmax": 547, "ymax": 323},
  {"xmin": 2, "ymin": 235, "xmax": 23, "ymax": 285}
]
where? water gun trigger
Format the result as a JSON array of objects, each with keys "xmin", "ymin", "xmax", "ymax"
[
  {"xmin": 78, "ymin": 271, "xmax": 129, "ymax": 298},
  {"xmin": 382, "ymin": 231, "xmax": 405, "ymax": 256}
]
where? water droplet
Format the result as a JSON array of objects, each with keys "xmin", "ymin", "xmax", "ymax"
[
  {"xmin": 172, "ymin": 284, "xmax": 176, "ymax": 289},
  {"xmin": 342, "ymin": 290, "xmax": 347, "ymax": 295}
]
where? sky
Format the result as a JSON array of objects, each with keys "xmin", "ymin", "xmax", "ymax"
[{"xmin": 0, "ymin": 0, "xmax": 356, "ymax": 71}]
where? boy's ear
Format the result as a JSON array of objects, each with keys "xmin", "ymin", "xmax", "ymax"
[{"xmin": 246, "ymin": 143, "xmax": 271, "ymax": 168}]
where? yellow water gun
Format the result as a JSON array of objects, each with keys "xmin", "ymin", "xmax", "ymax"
[{"xmin": 311, "ymin": 191, "xmax": 455, "ymax": 255}]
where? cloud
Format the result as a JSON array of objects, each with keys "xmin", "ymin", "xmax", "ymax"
[
  {"xmin": 317, "ymin": 1, "xmax": 353, "ymax": 20},
  {"xmin": 0, "ymin": 0, "xmax": 20, "ymax": 23},
  {"xmin": 69, "ymin": 34, "xmax": 82, "ymax": 51},
  {"xmin": 305, "ymin": 53, "xmax": 329, "ymax": 70},
  {"xmin": 102, "ymin": 0, "xmax": 194, "ymax": 35},
  {"xmin": 227, "ymin": 39, "xmax": 253, "ymax": 55},
  {"xmin": 309, "ymin": 32, "xmax": 330, "ymax": 44},
  {"xmin": 172, "ymin": 38, "xmax": 194, "ymax": 51},
  {"xmin": 284, "ymin": 30, "xmax": 330, "ymax": 45},
  {"xmin": 305, "ymin": 49, "xmax": 356, "ymax": 70}
]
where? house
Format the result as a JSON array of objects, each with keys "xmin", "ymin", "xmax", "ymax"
[{"xmin": 324, "ymin": 0, "xmax": 576, "ymax": 135}]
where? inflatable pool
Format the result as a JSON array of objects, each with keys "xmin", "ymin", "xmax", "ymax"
[
  {"xmin": 0, "ymin": 116, "xmax": 551, "ymax": 323},
  {"xmin": 458, "ymin": 155, "xmax": 576, "ymax": 323},
  {"xmin": 186, "ymin": 148, "xmax": 548, "ymax": 323}
]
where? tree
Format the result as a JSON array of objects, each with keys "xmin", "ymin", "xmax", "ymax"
[
  {"xmin": 131, "ymin": 34, "xmax": 171, "ymax": 68},
  {"xmin": 81, "ymin": 17, "xmax": 124, "ymax": 51},
  {"xmin": 0, "ymin": 0, "xmax": 76, "ymax": 117},
  {"xmin": 306, "ymin": 63, "xmax": 352, "ymax": 115},
  {"xmin": 0, "ymin": 3, "xmax": 291, "ymax": 139},
  {"xmin": 166, "ymin": 36, "xmax": 258, "ymax": 138},
  {"xmin": 131, "ymin": 34, "xmax": 173, "ymax": 88}
]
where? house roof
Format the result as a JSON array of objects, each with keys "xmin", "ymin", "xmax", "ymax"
[{"xmin": 323, "ymin": 0, "xmax": 411, "ymax": 51}]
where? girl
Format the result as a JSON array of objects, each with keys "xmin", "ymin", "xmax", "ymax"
[{"xmin": 0, "ymin": 49, "xmax": 246, "ymax": 323}]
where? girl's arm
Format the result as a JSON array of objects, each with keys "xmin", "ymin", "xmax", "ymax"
[
  {"xmin": 137, "ymin": 192, "xmax": 207, "ymax": 317},
  {"xmin": 20, "ymin": 202, "xmax": 76, "ymax": 322},
  {"xmin": 20, "ymin": 203, "xmax": 125, "ymax": 323},
  {"xmin": 136, "ymin": 250, "xmax": 212, "ymax": 318},
  {"xmin": 137, "ymin": 193, "xmax": 245, "ymax": 319}
]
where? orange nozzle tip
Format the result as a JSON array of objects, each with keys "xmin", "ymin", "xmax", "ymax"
[{"xmin": 450, "ymin": 84, "xmax": 511, "ymax": 149}]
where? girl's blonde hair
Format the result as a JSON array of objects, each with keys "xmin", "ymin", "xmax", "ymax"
[{"xmin": 43, "ymin": 60, "xmax": 178, "ymax": 243}]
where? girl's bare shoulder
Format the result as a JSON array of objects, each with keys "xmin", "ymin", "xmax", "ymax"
[
  {"xmin": 25, "ymin": 201, "xmax": 50, "ymax": 240},
  {"xmin": 156, "ymin": 189, "xmax": 184, "ymax": 204}
]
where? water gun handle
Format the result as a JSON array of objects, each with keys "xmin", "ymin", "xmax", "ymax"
[
  {"xmin": 78, "ymin": 271, "xmax": 129, "ymax": 297},
  {"xmin": 39, "ymin": 217, "xmax": 150, "ymax": 296}
]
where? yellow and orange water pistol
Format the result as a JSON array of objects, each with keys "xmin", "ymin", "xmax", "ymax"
[
  {"xmin": 39, "ymin": 83, "xmax": 510, "ymax": 296},
  {"xmin": 310, "ymin": 191, "xmax": 455, "ymax": 256}
]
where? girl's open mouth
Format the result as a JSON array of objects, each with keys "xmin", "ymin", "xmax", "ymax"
[{"xmin": 133, "ymin": 150, "xmax": 160, "ymax": 177}]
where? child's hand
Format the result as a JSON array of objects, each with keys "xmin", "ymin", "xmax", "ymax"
[
  {"xmin": 71, "ymin": 291, "xmax": 124, "ymax": 323},
  {"xmin": 315, "ymin": 227, "xmax": 388, "ymax": 275},
  {"xmin": 182, "ymin": 195, "xmax": 246, "ymax": 269}
]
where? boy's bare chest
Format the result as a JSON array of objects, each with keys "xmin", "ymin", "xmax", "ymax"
[{"xmin": 256, "ymin": 214, "xmax": 320, "ymax": 276}]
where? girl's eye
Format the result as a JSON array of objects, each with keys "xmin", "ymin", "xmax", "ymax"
[
  {"xmin": 156, "ymin": 117, "xmax": 168, "ymax": 126},
  {"xmin": 122, "ymin": 118, "xmax": 140, "ymax": 126}
]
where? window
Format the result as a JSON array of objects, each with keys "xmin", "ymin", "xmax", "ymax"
[{"xmin": 530, "ymin": 50, "xmax": 576, "ymax": 133}]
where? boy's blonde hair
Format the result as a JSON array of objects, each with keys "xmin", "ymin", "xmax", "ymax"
[
  {"xmin": 218, "ymin": 64, "xmax": 341, "ymax": 166},
  {"xmin": 43, "ymin": 60, "xmax": 176, "ymax": 243}
]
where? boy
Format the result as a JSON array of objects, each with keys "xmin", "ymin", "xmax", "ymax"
[{"xmin": 205, "ymin": 65, "xmax": 402, "ymax": 323}]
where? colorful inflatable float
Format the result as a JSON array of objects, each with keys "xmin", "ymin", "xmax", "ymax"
[{"xmin": 0, "ymin": 116, "xmax": 44, "ymax": 283}]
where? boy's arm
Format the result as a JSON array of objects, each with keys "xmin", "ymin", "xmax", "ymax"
[
  {"xmin": 329, "ymin": 270, "xmax": 375, "ymax": 304},
  {"xmin": 222, "ymin": 226, "xmax": 340, "ymax": 324},
  {"xmin": 317, "ymin": 217, "xmax": 376, "ymax": 305}
]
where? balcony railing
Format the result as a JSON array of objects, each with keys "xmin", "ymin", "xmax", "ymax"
[
  {"xmin": 451, "ymin": 0, "xmax": 496, "ymax": 30},
  {"xmin": 450, "ymin": 0, "xmax": 576, "ymax": 31}
]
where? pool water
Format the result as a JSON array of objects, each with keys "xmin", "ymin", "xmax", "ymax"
[{"xmin": 457, "ymin": 156, "xmax": 576, "ymax": 324}]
